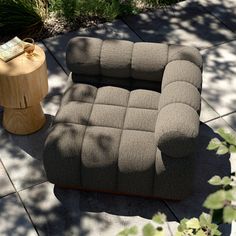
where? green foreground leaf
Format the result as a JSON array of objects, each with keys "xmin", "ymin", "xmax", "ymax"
[
  {"xmin": 223, "ymin": 206, "xmax": 236, "ymax": 223},
  {"xmin": 216, "ymin": 128, "xmax": 236, "ymax": 145},
  {"xmin": 152, "ymin": 212, "xmax": 167, "ymax": 225},
  {"xmin": 203, "ymin": 190, "xmax": 226, "ymax": 209}
]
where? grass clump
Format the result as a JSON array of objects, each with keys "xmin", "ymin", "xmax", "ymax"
[
  {"xmin": 0, "ymin": 0, "xmax": 180, "ymax": 41},
  {"xmin": 0, "ymin": 0, "xmax": 47, "ymax": 38}
]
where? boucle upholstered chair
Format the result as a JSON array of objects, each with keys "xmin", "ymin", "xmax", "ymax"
[{"xmin": 43, "ymin": 37, "xmax": 203, "ymax": 200}]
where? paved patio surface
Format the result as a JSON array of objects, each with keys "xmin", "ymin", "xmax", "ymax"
[{"xmin": 0, "ymin": 0, "xmax": 236, "ymax": 235}]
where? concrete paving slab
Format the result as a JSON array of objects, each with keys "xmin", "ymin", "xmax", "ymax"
[
  {"xmin": 0, "ymin": 193, "xmax": 37, "ymax": 236},
  {"xmin": 201, "ymin": 40, "xmax": 236, "ymax": 116},
  {"xmin": 0, "ymin": 44, "xmax": 66, "ymax": 191},
  {"xmin": 195, "ymin": 0, "xmax": 236, "ymax": 32},
  {"xmin": 222, "ymin": 112, "xmax": 236, "ymax": 132},
  {"xmin": 38, "ymin": 42, "xmax": 69, "ymax": 116},
  {"xmin": 200, "ymin": 98, "xmax": 220, "ymax": 123},
  {"xmin": 43, "ymin": 19, "xmax": 142, "ymax": 74},
  {"xmin": 0, "ymin": 114, "xmax": 51, "ymax": 191},
  {"xmin": 19, "ymin": 182, "xmax": 177, "ymax": 236},
  {"xmin": 0, "ymin": 161, "xmax": 15, "ymax": 198},
  {"xmin": 123, "ymin": 2, "xmax": 234, "ymax": 49},
  {"xmin": 164, "ymin": 117, "xmax": 234, "ymax": 233}
]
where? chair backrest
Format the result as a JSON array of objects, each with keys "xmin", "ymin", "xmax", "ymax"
[{"xmin": 66, "ymin": 37, "xmax": 202, "ymax": 91}]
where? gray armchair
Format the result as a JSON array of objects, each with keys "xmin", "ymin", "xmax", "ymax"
[{"xmin": 43, "ymin": 37, "xmax": 202, "ymax": 200}]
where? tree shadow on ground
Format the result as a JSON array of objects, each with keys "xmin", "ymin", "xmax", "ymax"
[{"xmin": 0, "ymin": 114, "xmax": 53, "ymax": 191}]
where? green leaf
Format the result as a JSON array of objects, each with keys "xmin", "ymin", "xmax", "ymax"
[
  {"xmin": 152, "ymin": 212, "xmax": 167, "ymax": 225},
  {"xmin": 203, "ymin": 190, "xmax": 226, "ymax": 209},
  {"xmin": 221, "ymin": 176, "xmax": 232, "ymax": 186},
  {"xmin": 196, "ymin": 229, "xmax": 207, "ymax": 236},
  {"xmin": 211, "ymin": 229, "xmax": 222, "ymax": 236},
  {"xmin": 216, "ymin": 128, "xmax": 236, "ymax": 145},
  {"xmin": 207, "ymin": 138, "xmax": 222, "ymax": 150},
  {"xmin": 210, "ymin": 223, "xmax": 222, "ymax": 236},
  {"xmin": 186, "ymin": 218, "xmax": 201, "ymax": 229},
  {"xmin": 199, "ymin": 212, "xmax": 212, "ymax": 227},
  {"xmin": 208, "ymin": 176, "xmax": 222, "ymax": 185},
  {"xmin": 117, "ymin": 226, "xmax": 138, "ymax": 236},
  {"xmin": 143, "ymin": 223, "xmax": 156, "ymax": 236},
  {"xmin": 216, "ymin": 144, "xmax": 228, "ymax": 155},
  {"xmin": 177, "ymin": 218, "xmax": 188, "ymax": 232},
  {"xmin": 225, "ymin": 188, "xmax": 236, "ymax": 201},
  {"xmin": 208, "ymin": 176, "xmax": 232, "ymax": 187},
  {"xmin": 229, "ymin": 145, "xmax": 236, "ymax": 153},
  {"xmin": 223, "ymin": 206, "xmax": 236, "ymax": 223}
]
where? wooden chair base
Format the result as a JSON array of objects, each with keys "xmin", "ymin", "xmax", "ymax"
[{"xmin": 3, "ymin": 104, "xmax": 46, "ymax": 135}]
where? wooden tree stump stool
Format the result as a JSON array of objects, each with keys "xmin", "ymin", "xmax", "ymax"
[{"xmin": 0, "ymin": 45, "xmax": 48, "ymax": 135}]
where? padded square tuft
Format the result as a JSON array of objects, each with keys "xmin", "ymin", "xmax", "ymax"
[
  {"xmin": 89, "ymin": 104, "xmax": 126, "ymax": 129},
  {"xmin": 55, "ymin": 102, "xmax": 93, "ymax": 125},
  {"xmin": 81, "ymin": 126, "xmax": 122, "ymax": 191},
  {"xmin": 62, "ymin": 84, "xmax": 97, "ymax": 105},
  {"xmin": 131, "ymin": 43, "xmax": 168, "ymax": 81},
  {"xmin": 124, "ymin": 108, "xmax": 158, "ymax": 132},
  {"xmin": 95, "ymin": 86, "xmax": 130, "ymax": 106},
  {"xmin": 129, "ymin": 89, "xmax": 160, "ymax": 109},
  {"xmin": 101, "ymin": 40, "xmax": 134, "ymax": 78}
]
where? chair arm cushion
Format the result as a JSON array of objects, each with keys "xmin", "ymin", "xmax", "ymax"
[
  {"xmin": 155, "ymin": 60, "xmax": 202, "ymax": 157},
  {"xmin": 155, "ymin": 103, "xmax": 200, "ymax": 157}
]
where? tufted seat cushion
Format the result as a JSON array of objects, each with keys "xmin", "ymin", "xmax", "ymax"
[
  {"xmin": 43, "ymin": 37, "xmax": 203, "ymax": 200},
  {"xmin": 44, "ymin": 84, "xmax": 194, "ymax": 199}
]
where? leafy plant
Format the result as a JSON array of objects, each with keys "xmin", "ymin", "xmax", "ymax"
[
  {"xmin": 175, "ymin": 213, "xmax": 221, "ymax": 236},
  {"xmin": 49, "ymin": 0, "xmax": 138, "ymax": 21},
  {"xmin": 117, "ymin": 128, "xmax": 236, "ymax": 236},
  {"xmin": 0, "ymin": 0, "xmax": 47, "ymax": 37},
  {"xmin": 118, "ymin": 212, "xmax": 166, "ymax": 236},
  {"xmin": 0, "ymin": 0, "xmax": 181, "ymax": 41},
  {"xmin": 207, "ymin": 128, "xmax": 236, "ymax": 155}
]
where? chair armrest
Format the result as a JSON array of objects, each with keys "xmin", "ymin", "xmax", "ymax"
[{"xmin": 155, "ymin": 60, "xmax": 202, "ymax": 157}]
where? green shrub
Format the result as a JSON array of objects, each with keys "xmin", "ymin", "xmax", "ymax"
[
  {"xmin": 0, "ymin": 0, "xmax": 180, "ymax": 40},
  {"xmin": 0, "ymin": 0, "xmax": 47, "ymax": 37},
  {"xmin": 48, "ymin": 0, "xmax": 138, "ymax": 21}
]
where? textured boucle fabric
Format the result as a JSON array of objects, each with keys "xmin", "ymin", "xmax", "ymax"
[
  {"xmin": 154, "ymin": 59, "xmax": 202, "ymax": 158},
  {"xmin": 158, "ymin": 81, "xmax": 201, "ymax": 112},
  {"xmin": 161, "ymin": 60, "xmax": 202, "ymax": 91},
  {"xmin": 66, "ymin": 37, "xmax": 202, "ymax": 82},
  {"xmin": 101, "ymin": 40, "xmax": 133, "ymax": 78},
  {"xmin": 168, "ymin": 45, "xmax": 203, "ymax": 68},
  {"xmin": 131, "ymin": 43, "xmax": 168, "ymax": 81},
  {"xmin": 44, "ymin": 85, "xmax": 163, "ymax": 196},
  {"xmin": 44, "ymin": 37, "xmax": 203, "ymax": 199},
  {"xmin": 66, "ymin": 37, "xmax": 102, "ymax": 75},
  {"xmin": 155, "ymin": 103, "xmax": 200, "ymax": 158}
]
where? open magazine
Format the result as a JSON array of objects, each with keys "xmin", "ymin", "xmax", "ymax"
[{"xmin": 0, "ymin": 37, "xmax": 24, "ymax": 62}]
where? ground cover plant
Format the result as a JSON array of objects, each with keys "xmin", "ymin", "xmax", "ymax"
[
  {"xmin": 118, "ymin": 128, "xmax": 236, "ymax": 236},
  {"xmin": 0, "ymin": 0, "xmax": 181, "ymax": 42}
]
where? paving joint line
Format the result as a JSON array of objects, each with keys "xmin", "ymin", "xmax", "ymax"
[
  {"xmin": 121, "ymin": 18, "xmax": 144, "ymax": 42},
  {"xmin": 198, "ymin": 4, "xmax": 236, "ymax": 35},
  {"xmin": 0, "ymin": 191, "xmax": 16, "ymax": 200},
  {"xmin": 220, "ymin": 111, "xmax": 236, "ymax": 119},
  {"xmin": 41, "ymin": 40, "xmax": 69, "ymax": 76},
  {"xmin": 0, "ymin": 159, "xmax": 40, "ymax": 236},
  {"xmin": 18, "ymin": 180, "xmax": 48, "ymax": 193},
  {"xmin": 200, "ymin": 37, "xmax": 236, "ymax": 52},
  {"xmin": 204, "ymin": 116, "xmax": 221, "ymax": 124},
  {"xmin": 162, "ymin": 200, "xmax": 180, "ymax": 222}
]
